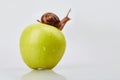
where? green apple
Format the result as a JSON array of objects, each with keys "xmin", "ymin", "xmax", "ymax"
[{"xmin": 20, "ymin": 23, "xmax": 66, "ymax": 69}]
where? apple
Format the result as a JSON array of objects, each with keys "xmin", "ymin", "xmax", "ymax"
[
  {"xmin": 20, "ymin": 9, "xmax": 71, "ymax": 69},
  {"xmin": 20, "ymin": 23, "xmax": 66, "ymax": 69}
]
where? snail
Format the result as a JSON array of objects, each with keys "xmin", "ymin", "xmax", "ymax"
[{"xmin": 37, "ymin": 9, "xmax": 71, "ymax": 30}]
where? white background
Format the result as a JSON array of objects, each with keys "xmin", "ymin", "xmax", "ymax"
[{"xmin": 0, "ymin": 0, "xmax": 120, "ymax": 80}]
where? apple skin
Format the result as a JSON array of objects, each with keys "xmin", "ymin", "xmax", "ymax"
[{"xmin": 20, "ymin": 23, "xmax": 66, "ymax": 69}]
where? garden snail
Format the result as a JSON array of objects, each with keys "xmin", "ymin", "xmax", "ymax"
[{"xmin": 37, "ymin": 9, "xmax": 71, "ymax": 30}]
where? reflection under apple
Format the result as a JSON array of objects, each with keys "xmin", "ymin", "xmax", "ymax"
[{"xmin": 21, "ymin": 70, "xmax": 66, "ymax": 80}]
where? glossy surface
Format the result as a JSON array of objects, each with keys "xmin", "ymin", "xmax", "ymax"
[
  {"xmin": 20, "ymin": 24, "xmax": 66, "ymax": 69},
  {"xmin": 1, "ymin": 64, "xmax": 120, "ymax": 80}
]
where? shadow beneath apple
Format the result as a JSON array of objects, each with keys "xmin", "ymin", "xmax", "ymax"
[{"xmin": 21, "ymin": 69, "xmax": 66, "ymax": 80}]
